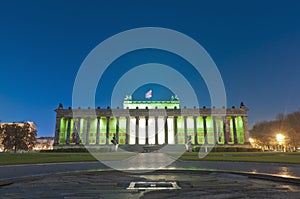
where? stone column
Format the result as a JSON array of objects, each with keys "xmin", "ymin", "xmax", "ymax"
[
  {"xmin": 184, "ymin": 116, "xmax": 187, "ymax": 144},
  {"xmin": 174, "ymin": 116, "xmax": 178, "ymax": 144},
  {"xmin": 193, "ymin": 116, "xmax": 198, "ymax": 145},
  {"xmin": 66, "ymin": 117, "xmax": 71, "ymax": 145},
  {"xmin": 232, "ymin": 116, "xmax": 238, "ymax": 144},
  {"xmin": 213, "ymin": 116, "xmax": 218, "ymax": 144},
  {"xmin": 96, "ymin": 117, "xmax": 100, "ymax": 145},
  {"xmin": 145, "ymin": 117, "xmax": 149, "ymax": 145},
  {"xmin": 223, "ymin": 116, "xmax": 229, "ymax": 144},
  {"xmin": 54, "ymin": 116, "xmax": 61, "ymax": 145},
  {"xmin": 155, "ymin": 117, "xmax": 158, "ymax": 145},
  {"xmin": 242, "ymin": 116, "xmax": 250, "ymax": 142},
  {"xmin": 86, "ymin": 117, "xmax": 90, "ymax": 145},
  {"xmin": 125, "ymin": 116, "xmax": 130, "ymax": 144},
  {"xmin": 135, "ymin": 116, "xmax": 139, "ymax": 145},
  {"xmin": 203, "ymin": 116, "xmax": 208, "ymax": 144},
  {"xmin": 116, "ymin": 117, "xmax": 119, "ymax": 143},
  {"xmin": 164, "ymin": 116, "xmax": 168, "ymax": 144},
  {"xmin": 76, "ymin": 118, "xmax": 81, "ymax": 145},
  {"xmin": 106, "ymin": 117, "xmax": 110, "ymax": 145}
]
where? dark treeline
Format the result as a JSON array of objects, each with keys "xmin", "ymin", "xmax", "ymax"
[
  {"xmin": 250, "ymin": 110, "xmax": 300, "ymax": 151},
  {"xmin": 0, "ymin": 123, "xmax": 37, "ymax": 152}
]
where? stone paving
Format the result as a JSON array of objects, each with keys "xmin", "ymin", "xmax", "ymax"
[
  {"xmin": 1, "ymin": 153, "xmax": 300, "ymax": 180},
  {"xmin": 1, "ymin": 153, "xmax": 300, "ymax": 198},
  {"xmin": 1, "ymin": 170, "xmax": 300, "ymax": 199}
]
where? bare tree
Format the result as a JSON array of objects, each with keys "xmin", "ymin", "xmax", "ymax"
[
  {"xmin": 284, "ymin": 111, "xmax": 300, "ymax": 150},
  {"xmin": 0, "ymin": 123, "xmax": 37, "ymax": 152},
  {"xmin": 0, "ymin": 128, "xmax": 4, "ymax": 151},
  {"xmin": 250, "ymin": 110, "xmax": 300, "ymax": 151}
]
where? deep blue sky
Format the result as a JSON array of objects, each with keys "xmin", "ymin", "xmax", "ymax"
[{"xmin": 0, "ymin": 0, "xmax": 300, "ymax": 137}]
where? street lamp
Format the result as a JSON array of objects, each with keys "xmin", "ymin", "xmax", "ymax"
[
  {"xmin": 276, "ymin": 133, "xmax": 285, "ymax": 145},
  {"xmin": 249, "ymin": 138, "xmax": 254, "ymax": 143},
  {"xmin": 249, "ymin": 138, "xmax": 254, "ymax": 147},
  {"xmin": 276, "ymin": 133, "xmax": 286, "ymax": 152}
]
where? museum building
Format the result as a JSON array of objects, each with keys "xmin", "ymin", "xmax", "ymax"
[{"xmin": 53, "ymin": 97, "xmax": 249, "ymax": 149}]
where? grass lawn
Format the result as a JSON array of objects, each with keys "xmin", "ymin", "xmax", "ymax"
[
  {"xmin": 174, "ymin": 152, "xmax": 300, "ymax": 164},
  {"xmin": 0, "ymin": 152, "xmax": 136, "ymax": 166},
  {"xmin": 0, "ymin": 152, "xmax": 299, "ymax": 166}
]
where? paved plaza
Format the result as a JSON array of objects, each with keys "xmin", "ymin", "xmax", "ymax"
[
  {"xmin": 1, "ymin": 154, "xmax": 300, "ymax": 180},
  {"xmin": 1, "ymin": 153, "xmax": 300, "ymax": 198},
  {"xmin": 1, "ymin": 170, "xmax": 300, "ymax": 199}
]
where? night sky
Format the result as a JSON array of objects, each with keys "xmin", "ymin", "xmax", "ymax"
[{"xmin": 0, "ymin": 1, "xmax": 300, "ymax": 137}]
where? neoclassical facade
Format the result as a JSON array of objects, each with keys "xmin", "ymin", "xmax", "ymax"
[{"xmin": 53, "ymin": 102, "xmax": 249, "ymax": 148}]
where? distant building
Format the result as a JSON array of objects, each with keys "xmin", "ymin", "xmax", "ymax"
[{"xmin": 33, "ymin": 137, "xmax": 54, "ymax": 151}]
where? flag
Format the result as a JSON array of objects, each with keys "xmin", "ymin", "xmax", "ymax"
[{"xmin": 145, "ymin": 90, "xmax": 152, "ymax": 99}]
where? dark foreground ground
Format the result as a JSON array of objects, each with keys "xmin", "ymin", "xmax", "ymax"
[{"xmin": 0, "ymin": 170, "xmax": 300, "ymax": 199}]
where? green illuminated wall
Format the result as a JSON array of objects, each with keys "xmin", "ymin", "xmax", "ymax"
[
  {"xmin": 73, "ymin": 119, "xmax": 80, "ymax": 144},
  {"xmin": 57, "ymin": 114, "xmax": 246, "ymax": 146},
  {"xmin": 109, "ymin": 117, "xmax": 116, "ymax": 144},
  {"xmin": 177, "ymin": 116, "xmax": 185, "ymax": 144},
  {"xmin": 187, "ymin": 117, "xmax": 195, "ymax": 144},
  {"xmin": 100, "ymin": 117, "xmax": 106, "ymax": 144},
  {"xmin": 235, "ymin": 116, "xmax": 245, "ymax": 144},
  {"xmin": 206, "ymin": 116, "xmax": 215, "ymax": 144},
  {"xmin": 225, "ymin": 116, "xmax": 234, "ymax": 144},
  {"xmin": 89, "ymin": 118, "xmax": 97, "ymax": 145},
  {"xmin": 118, "ymin": 117, "xmax": 126, "ymax": 144},
  {"xmin": 215, "ymin": 117, "xmax": 225, "ymax": 144},
  {"xmin": 196, "ymin": 117, "xmax": 204, "ymax": 144},
  {"xmin": 69, "ymin": 118, "xmax": 75, "ymax": 144},
  {"xmin": 59, "ymin": 117, "xmax": 67, "ymax": 144},
  {"xmin": 80, "ymin": 118, "xmax": 87, "ymax": 144}
]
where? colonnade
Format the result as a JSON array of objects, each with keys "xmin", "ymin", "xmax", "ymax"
[{"xmin": 54, "ymin": 114, "xmax": 248, "ymax": 146}]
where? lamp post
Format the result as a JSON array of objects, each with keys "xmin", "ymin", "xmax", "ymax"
[
  {"xmin": 276, "ymin": 133, "xmax": 285, "ymax": 152},
  {"xmin": 249, "ymin": 138, "xmax": 263, "ymax": 150},
  {"xmin": 249, "ymin": 138, "xmax": 255, "ymax": 148}
]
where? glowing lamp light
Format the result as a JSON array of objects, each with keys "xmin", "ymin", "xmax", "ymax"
[
  {"xmin": 276, "ymin": 133, "xmax": 285, "ymax": 145},
  {"xmin": 249, "ymin": 138, "xmax": 256, "ymax": 148}
]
